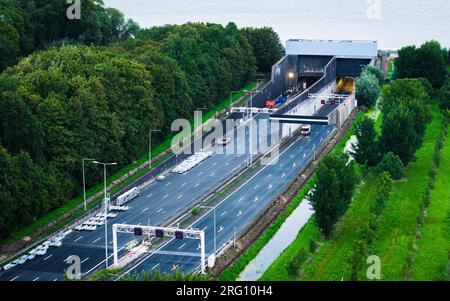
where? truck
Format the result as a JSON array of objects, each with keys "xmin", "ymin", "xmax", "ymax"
[
  {"xmin": 300, "ymin": 124, "xmax": 311, "ymax": 136},
  {"xmin": 116, "ymin": 187, "xmax": 140, "ymax": 206}
]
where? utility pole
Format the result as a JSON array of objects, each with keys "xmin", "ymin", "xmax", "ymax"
[
  {"xmin": 93, "ymin": 161, "xmax": 117, "ymax": 268},
  {"xmin": 82, "ymin": 158, "xmax": 95, "ymax": 211},
  {"xmin": 244, "ymin": 90, "xmax": 260, "ymax": 167}
]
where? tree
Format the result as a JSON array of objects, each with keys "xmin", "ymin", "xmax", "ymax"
[
  {"xmin": 286, "ymin": 248, "xmax": 309, "ymax": 278},
  {"xmin": 310, "ymin": 154, "xmax": 357, "ymax": 238},
  {"xmin": 349, "ymin": 239, "xmax": 368, "ymax": 281},
  {"xmin": 241, "ymin": 27, "xmax": 283, "ymax": 73},
  {"xmin": 356, "ymin": 72, "xmax": 380, "ymax": 108},
  {"xmin": 395, "ymin": 41, "xmax": 448, "ymax": 88},
  {"xmin": 376, "ymin": 152, "xmax": 404, "ymax": 180},
  {"xmin": 362, "ymin": 65, "xmax": 384, "ymax": 84},
  {"xmin": 379, "ymin": 79, "xmax": 431, "ymax": 164},
  {"xmin": 417, "ymin": 77, "xmax": 434, "ymax": 99},
  {"xmin": 439, "ymin": 78, "xmax": 450, "ymax": 111},
  {"xmin": 351, "ymin": 116, "xmax": 379, "ymax": 166}
]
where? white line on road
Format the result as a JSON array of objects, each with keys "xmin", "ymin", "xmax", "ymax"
[
  {"xmin": 163, "ymin": 194, "xmax": 169, "ymax": 199},
  {"xmin": 33, "ymin": 277, "xmax": 39, "ymax": 281},
  {"xmin": 281, "ymin": 173, "xmax": 285, "ymax": 178},
  {"xmin": 152, "ymin": 263, "xmax": 160, "ymax": 270},
  {"xmin": 236, "ymin": 210, "xmax": 242, "ymax": 217},
  {"xmin": 253, "ymin": 196, "xmax": 258, "ymax": 203},
  {"xmin": 290, "ymin": 154, "xmax": 294, "ymax": 159},
  {"xmin": 10, "ymin": 276, "xmax": 19, "ymax": 281},
  {"xmin": 166, "ymin": 182, "xmax": 171, "ymax": 186},
  {"xmin": 53, "ymin": 278, "xmax": 58, "ymax": 281},
  {"xmin": 195, "ymin": 183, "xmax": 200, "ymax": 187},
  {"xmin": 220, "ymin": 211, "xmax": 227, "ymax": 216},
  {"xmin": 74, "ymin": 236, "xmax": 83, "ymax": 242},
  {"xmin": 81, "ymin": 257, "xmax": 90, "ymax": 264},
  {"xmin": 212, "ymin": 162, "xmax": 217, "ymax": 166},
  {"xmin": 43, "ymin": 254, "xmax": 53, "ymax": 261},
  {"xmin": 181, "ymin": 182, "xmax": 186, "ymax": 187},
  {"xmin": 218, "ymin": 226, "xmax": 224, "ymax": 233},
  {"xmin": 177, "ymin": 194, "xmax": 183, "ymax": 199},
  {"xmin": 142, "ymin": 207, "xmax": 149, "ymax": 213},
  {"xmin": 210, "ymin": 172, "xmax": 215, "ymax": 176},
  {"xmin": 157, "ymin": 208, "xmax": 164, "ymax": 213},
  {"xmin": 238, "ymin": 197, "xmax": 244, "ymax": 202},
  {"xmin": 198, "ymin": 172, "xmax": 203, "ymax": 176},
  {"xmin": 147, "ymin": 193, "xmax": 153, "ymax": 198},
  {"xmin": 202, "ymin": 226, "xmax": 208, "ymax": 231},
  {"xmin": 225, "ymin": 162, "xmax": 230, "ymax": 167},
  {"xmin": 268, "ymin": 184, "xmax": 272, "ymax": 190},
  {"xmin": 267, "ymin": 173, "xmax": 272, "ymax": 177},
  {"xmin": 178, "ymin": 243, "xmax": 186, "ymax": 250},
  {"xmin": 254, "ymin": 184, "xmax": 259, "ymax": 189}
]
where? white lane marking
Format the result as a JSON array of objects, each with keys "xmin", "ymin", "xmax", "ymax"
[
  {"xmin": 254, "ymin": 184, "xmax": 259, "ymax": 189},
  {"xmin": 10, "ymin": 276, "xmax": 19, "ymax": 281},
  {"xmin": 238, "ymin": 197, "xmax": 244, "ymax": 202},
  {"xmin": 220, "ymin": 211, "xmax": 227, "ymax": 217},
  {"xmin": 210, "ymin": 172, "xmax": 215, "ymax": 176},
  {"xmin": 268, "ymin": 184, "xmax": 273, "ymax": 190},
  {"xmin": 290, "ymin": 154, "xmax": 294, "ymax": 159},
  {"xmin": 181, "ymin": 183, "xmax": 186, "ymax": 187},
  {"xmin": 198, "ymin": 172, "xmax": 203, "ymax": 176},
  {"xmin": 33, "ymin": 277, "xmax": 39, "ymax": 281},
  {"xmin": 163, "ymin": 194, "xmax": 169, "ymax": 199},
  {"xmin": 236, "ymin": 210, "xmax": 242, "ymax": 217},
  {"xmin": 53, "ymin": 278, "xmax": 58, "ymax": 281},
  {"xmin": 202, "ymin": 226, "xmax": 208, "ymax": 231},
  {"xmin": 81, "ymin": 257, "xmax": 90, "ymax": 264},
  {"xmin": 194, "ymin": 183, "xmax": 200, "ymax": 187},
  {"xmin": 225, "ymin": 162, "xmax": 230, "ymax": 167},
  {"xmin": 43, "ymin": 254, "xmax": 53, "ymax": 261},
  {"xmin": 253, "ymin": 196, "xmax": 259, "ymax": 203},
  {"xmin": 142, "ymin": 207, "xmax": 149, "ymax": 213},
  {"xmin": 157, "ymin": 208, "xmax": 164, "ymax": 213},
  {"xmin": 293, "ymin": 162, "xmax": 296, "ymax": 167},
  {"xmin": 281, "ymin": 172, "xmax": 285, "ymax": 178},
  {"xmin": 74, "ymin": 236, "xmax": 83, "ymax": 242},
  {"xmin": 152, "ymin": 263, "xmax": 160, "ymax": 270},
  {"xmin": 147, "ymin": 193, "xmax": 153, "ymax": 198},
  {"xmin": 303, "ymin": 153, "xmax": 306, "ymax": 158},
  {"xmin": 177, "ymin": 194, "xmax": 183, "ymax": 199},
  {"xmin": 212, "ymin": 162, "xmax": 217, "ymax": 166},
  {"xmin": 218, "ymin": 226, "xmax": 224, "ymax": 233},
  {"xmin": 92, "ymin": 237, "xmax": 101, "ymax": 244},
  {"xmin": 178, "ymin": 243, "xmax": 186, "ymax": 250},
  {"xmin": 166, "ymin": 182, "xmax": 171, "ymax": 186},
  {"xmin": 117, "ymin": 134, "xmax": 307, "ymax": 280},
  {"xmin": 267, "ymin": 173, "xmax": 272, "ymax": 178}
]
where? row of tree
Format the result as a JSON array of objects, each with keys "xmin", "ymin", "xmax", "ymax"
[{"xmin": 0, "ymin": 2, "xmax": 283, "ymax": 240}]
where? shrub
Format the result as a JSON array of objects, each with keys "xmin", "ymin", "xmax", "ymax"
[{"xmin": 376, "ymin": 152, "xmax": 405, "ymax": 180}]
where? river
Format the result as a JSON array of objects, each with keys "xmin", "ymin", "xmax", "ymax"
[{"xmin": 104, "ymin": 0, "xmax": 450, "ymax": 49}]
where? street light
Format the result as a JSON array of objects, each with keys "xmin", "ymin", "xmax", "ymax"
[
  {"xmin": 243, "ymin": 90, "xmax": 260, "ymax": 167},
  {"xmin": 82, "ymin": 158, "xmax": 95, "ymax": 211},
  {"xmin": 200, "ymin": 206, "xmax": 216, "ymax": 255},
  {"xmin": 149, "ymin": 129, "xmax": 161, "ymax": 170},
  {"xmin": 93, "ymin": 161, "xmax": 117, "ymax": 269}
]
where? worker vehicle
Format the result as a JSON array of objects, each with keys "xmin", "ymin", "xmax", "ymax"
[{"xmin": 300, "ymin": 125, "xmax": 311, "ymax": 136}]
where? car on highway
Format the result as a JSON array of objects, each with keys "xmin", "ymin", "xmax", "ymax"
[
  {"xmin": 156, "ymin": 175, "xmax": 166, "ymax": 181},
  {"xmin": 217, "ymin": 137, "xmax": 231, "ymax": 145},
  {"xmin": 301, "ymin": 125, "xmax": 311, "ymax": 136},
  {"xmin": 2, "ymin": 262, "xmax": 16, "ymax": 271}
]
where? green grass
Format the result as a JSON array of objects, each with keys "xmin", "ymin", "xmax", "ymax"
[
  {"xmin": 412, "ymin": 126, "xmax": 450, "ymax": 280},
  {"xmin": 0, "ymin": 82, "xmax": 255, "ymax": 250},
  {"xmin": 218, "ymin": 110, "xmax": 365, "ymax": 280},
  {"xmin": 262, "ymin": 100, "xmax": 445, "ymax": 280},
  {"xmin": 371, "ymin": 101, "xmax": 442, "ymax": 280}
]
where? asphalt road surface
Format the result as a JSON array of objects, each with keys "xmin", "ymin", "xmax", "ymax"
[{"xmin": 0, "ymin": 104, "xmax": 337, "ymax": 281}]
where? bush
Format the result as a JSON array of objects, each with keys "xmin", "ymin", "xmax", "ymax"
[
  {"xmin": 286, "ymin": 248, "xmax": 308, "ymax": 278},
  {"xmin": 362, "ymin": 65, "xmax": 384, "ymax": 84},
  {"xmin": 356, "ymin": 72, "xmax": 380, "ymax": 108},
  {"xmin": 376, "ymin": 152, "xmax": 405, "ymax": 180}
]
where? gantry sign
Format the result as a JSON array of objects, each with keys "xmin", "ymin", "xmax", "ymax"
[{"xmin": 112, "ymin": 224, "xmax": 206, "ymax": 274}]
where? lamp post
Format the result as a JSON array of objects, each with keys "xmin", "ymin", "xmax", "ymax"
[
  {"xmin": 243, "ymin": 90, "xmax": 260, "ymax": 167},
  {"xmin": 93, "ymin": 161, "xmax": 117, "ymax": 268},
  {"xmin": 200, "ymin": 206, "xmax": 216, "ymax": 255},
  {"xmin": 82, "ymin": 158, "xmax": 95, "ymax": 211},
  {"xmin": 149, "ymin": 129, "xmax": 161, "ymax": 170}
]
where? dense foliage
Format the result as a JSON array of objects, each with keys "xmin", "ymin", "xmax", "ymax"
[
  {"xmin": 351, "ymin": 116, "xmax": 379, "ymax": 166},
  {"xmin": 0, "ymin": 12, "xmax": 282, "ymax": 240},
  {"xmin": 241, "ymin": 27, "xmax": 283, "ymax": 73},
  {"xmin": 376, "ymin": 152, "xmax": 405, "ymax": 180},
  {"xmin": 439, "ymin": 78, "xmax": 450, "ymax": 111},
  {"xmin": 355, "ymin": 70, "xmax": 380, "ymax": 108},
  {"xmin": 394, "ymin": 41, "xmax": 448, "ymax": 88},
  {"xmin": 0, "ymin": 0, "xmax": 139, "ymax": 71},
  {"xmin": 309, "ymin": 153, "xmax": 357, "ymax": 238},
  {"xmin": 378, "ymin": 78, "xmax": 432, "ymax": 165}
]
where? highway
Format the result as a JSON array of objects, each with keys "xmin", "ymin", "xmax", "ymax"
[
  {"xmin": 0, "ymin": 112, "xmax": 278, "ymax": 281},
  {"xmin": 118, "ymin": 121, "xmax": 334, "ymax": 278},
  {"xmin": 0, "ymin": 100, "xmax": 338, "ymax": 281}
]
